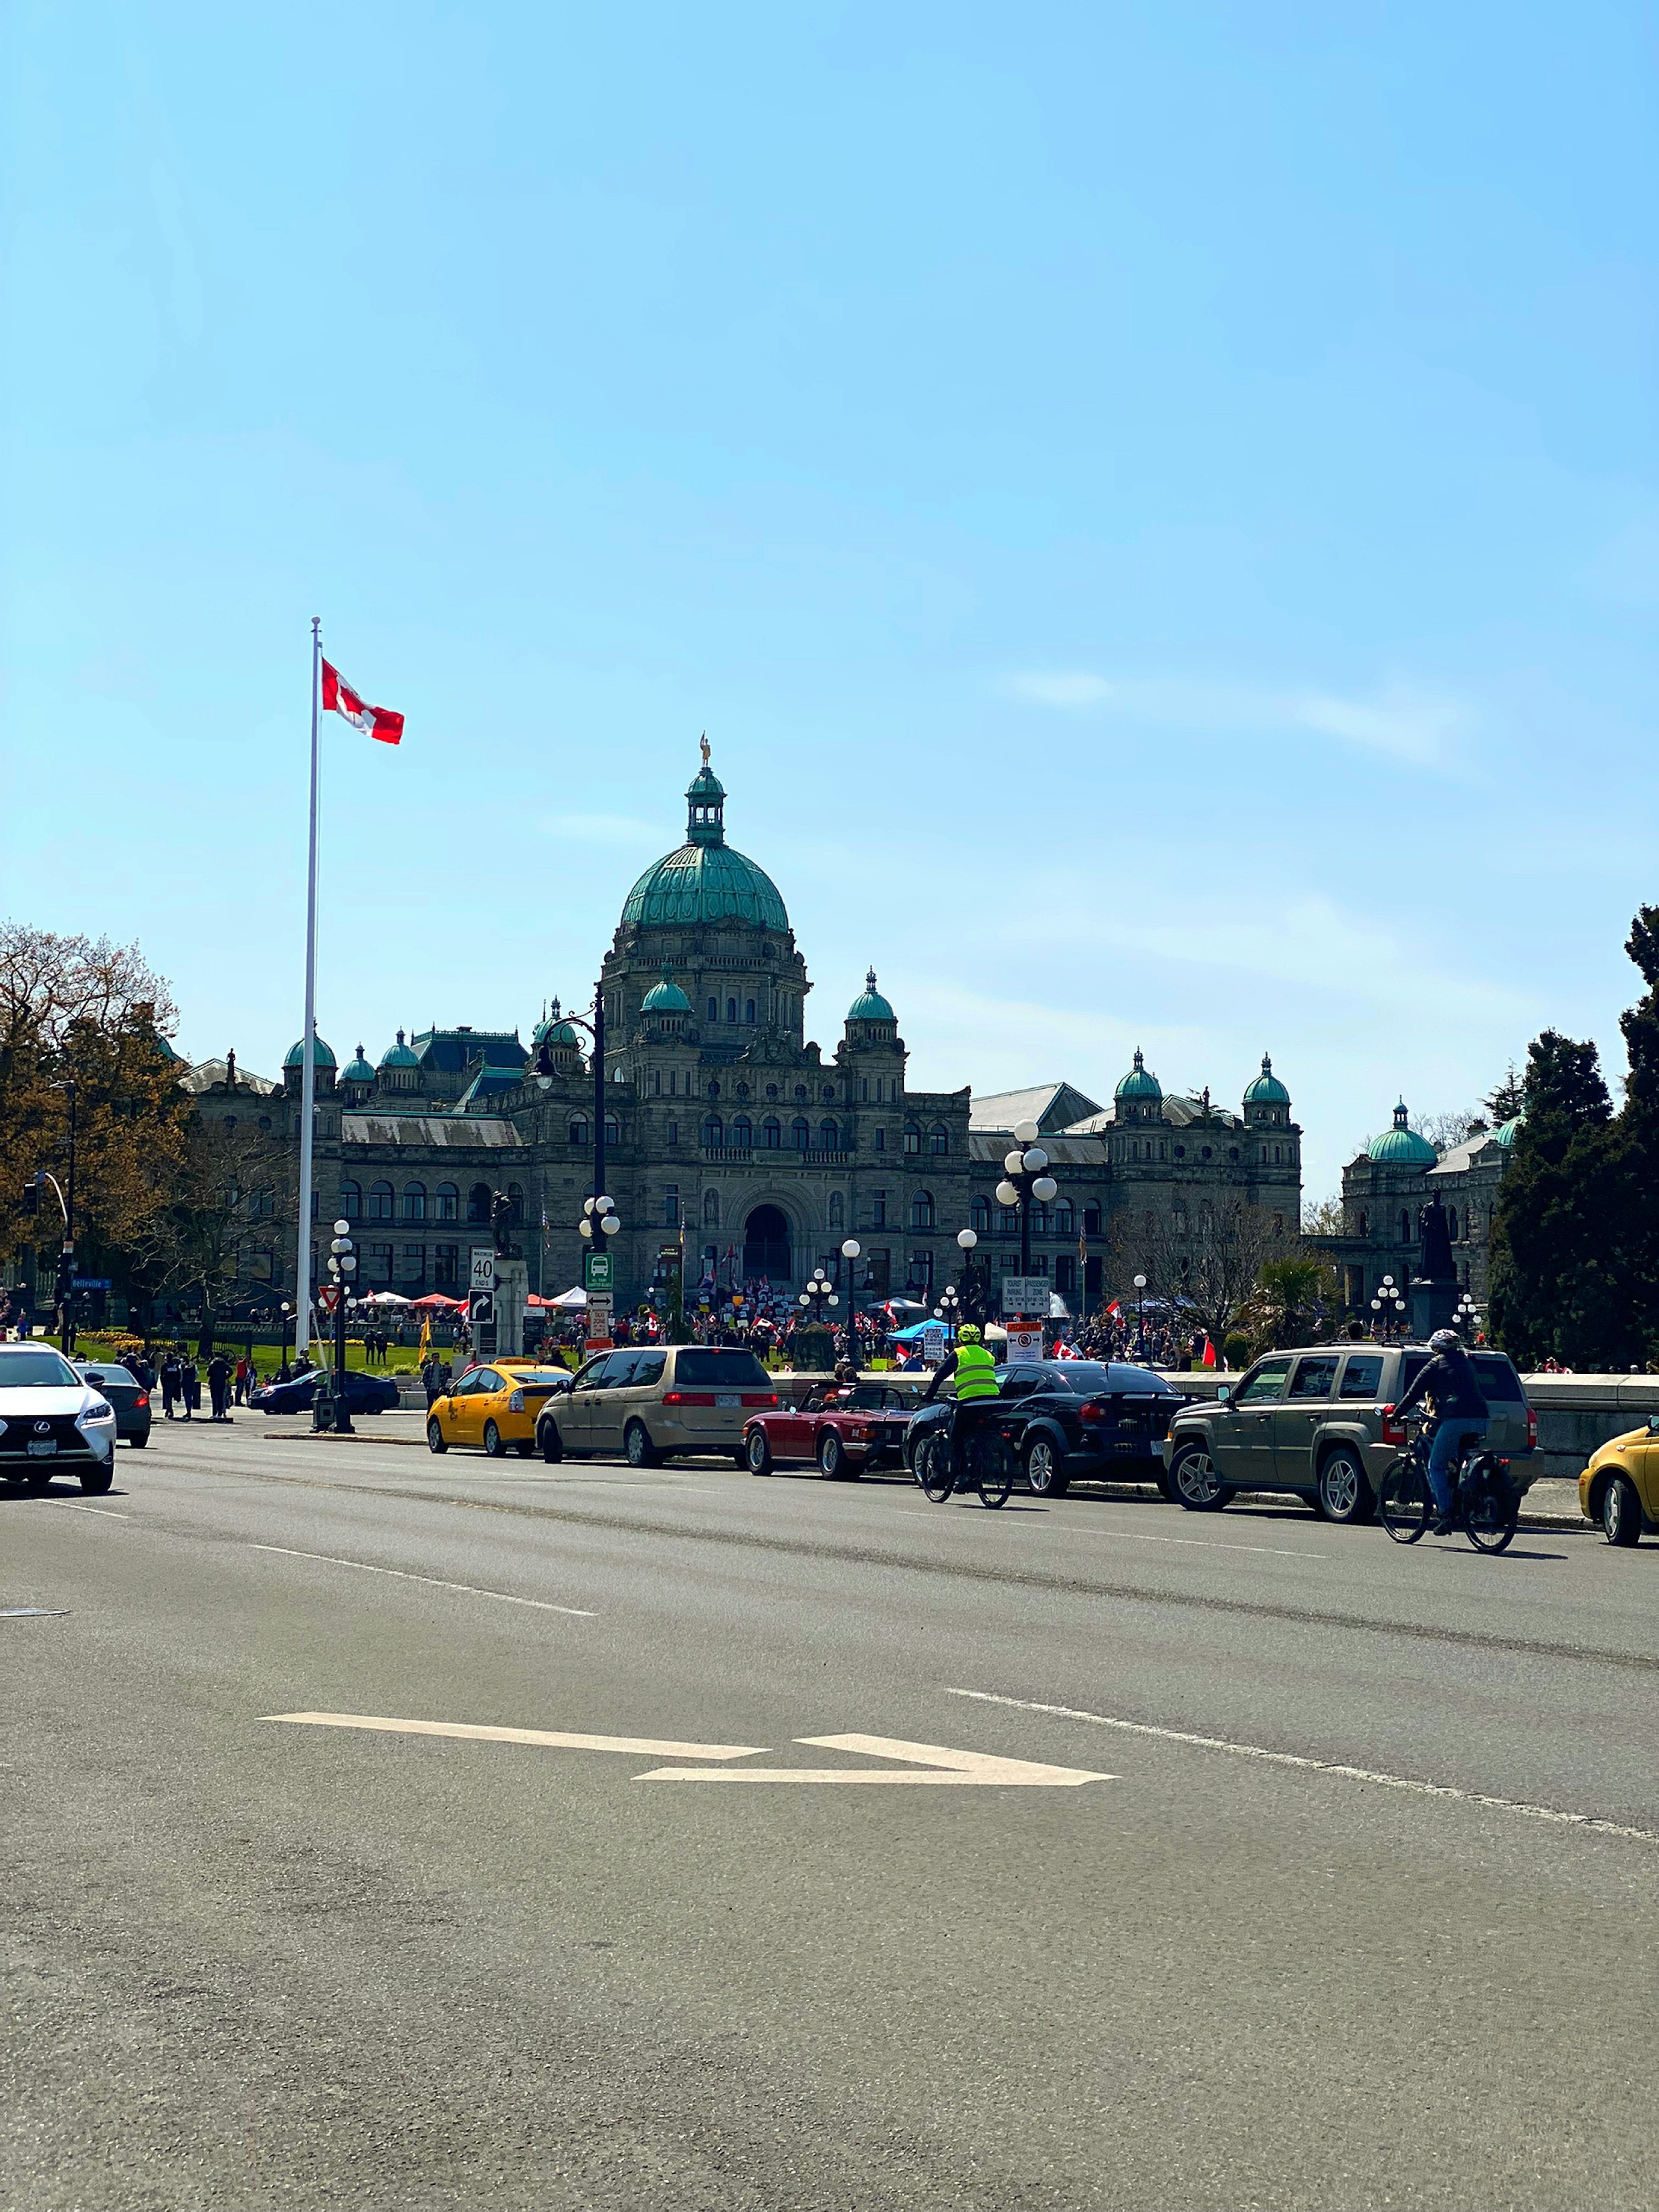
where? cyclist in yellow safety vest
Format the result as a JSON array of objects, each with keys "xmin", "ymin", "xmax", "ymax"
[{"xmin": 920, "ymin": 1322, "xmax": 1003, "ymax": 1491}]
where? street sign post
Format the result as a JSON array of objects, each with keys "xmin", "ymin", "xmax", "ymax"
[
  {"xmin": 470, "ymin": 1248, "xmax": 496, "ymax": 1295},
  {"xmin": 921, "ymin": 1322, "xmax": 947, "ymax": 1367},
  {"xmin": 1001, "ymin": 1277, "xmax": 1050, "ymax": 1318},
  {"xmin": 1004, "ymin": 1322, "xmax": 1044, "ymax": 1361},
  {"xmin": 584, "ymin": 1290, "xmax": 613, "ymax": 1355},
  {"xmin": 583, "ymin": 1249, "xmax": 614, "ymax": 1294}
]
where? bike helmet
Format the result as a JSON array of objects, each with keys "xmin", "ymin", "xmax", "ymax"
[
  {"xmin": 1428, "ymin": 1328, "xmax": 1461, "ymax": 1352},
  {"xmin": 958, "ymin": 1322, "xmax": 982, "ymax": 1344}
]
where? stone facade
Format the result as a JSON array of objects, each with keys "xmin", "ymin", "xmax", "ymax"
[
  {"xmin": 188, "ymin": 748, "xmax": 1305, "ymax": 1316},
  {"xmin": 1328, "ymin": 1099, "xmax": 1520, "ymax": 1313}
]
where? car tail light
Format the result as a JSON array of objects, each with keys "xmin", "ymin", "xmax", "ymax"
[
  {"xmin": 135, "ymin": 1392, "xmax": 149, "ymax": 1408},
  {"xmin": 1526, "ymin": 1405, "xmax": 1538, "ymax": 1450},
  {"xmin": 508, "ymin": 1388, "xmax": 525, "ymax": 1412},
  {"xmin": 663, "ymin": 1391, "xmax": 715, "ymax": 1407},
  {"xmin": 1077, "ymin": 1400, "xmax": 1106, "ymax": 1422},
  {"xmin": 1380, "ymin": 1404, "xmax": 1406, "ymax": 1446},
  {"xmin": 741, "ymin": 1393, "xmax": 778, "ymax": 1407}
]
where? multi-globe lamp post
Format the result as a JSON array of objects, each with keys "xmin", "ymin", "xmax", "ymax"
[
  {"xmin": 324, "ymin": 1219, "xmax": 357, "ymax": 1433},
  {"xmin": 1133, "ymin": 1272, "xmax": 1148, "ymax": 1359},
  {"xmin": 578, "ymin": 1194, "xmax": 623, "ymax": 1353},
  {"xmin": 956, "ymin": 1226, "xmax": 981, "ymax": 1321},
  {"xmin": 1454, "ymin": 1289, "xmax": 1484, "ymax": 1341},
  {"xmin": 995, "ymin": 1117, "xmax": 1060, "ymax": 1337},
  {"xmin": 1370, "ymin": 1274, "xmax": 1407, "ymax": 1338},
  {"xmin": 839, "ymin": 1237, "xmax": 862, "ymax": 1364},
  {"xmin": 800, "ymin": 1263, "xmax": 839, "ymax": 1325}
]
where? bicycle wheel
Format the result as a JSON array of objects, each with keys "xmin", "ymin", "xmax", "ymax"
[
  {"xmin": 970, "ymin": 1431, "xmax": 1013, "ymax": 1510},
  {"xmin": 915, "ymin": 1432, "xmax": 955, "ymax": 1505},
  {"xmin": 1463, "ymin": 1461, "xmax": 1518, "ymax": 1554},
  {"xmin": 1378, "ymin": 1453, "xmax": 1428, "ymax": 1544}
]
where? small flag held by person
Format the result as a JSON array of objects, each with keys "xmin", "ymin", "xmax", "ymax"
[{"xmin": 322, "ymin": 659, "xmax": 404, "ymax": 746}]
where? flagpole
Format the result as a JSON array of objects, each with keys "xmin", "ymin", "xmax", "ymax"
[{"xmin": 296, "ymin": 617, "xmax": 321, "ymax": 1357}]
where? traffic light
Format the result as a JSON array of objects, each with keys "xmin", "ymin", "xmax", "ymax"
[{"xmin": 21, "ymin": 1173, "xmax": 39, "ymax": 1216}]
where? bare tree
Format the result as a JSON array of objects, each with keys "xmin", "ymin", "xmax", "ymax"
[
  {"xmin": 1415, "ymin": 1107, "xmax": 1486, "ymax": 1154},
  {"xmin": 1110, "ymin": 1198, "xmax": 1285, "ymax": 1358},
  {"xmin": 134, "ymin": 1116, "xmax": 293, "ymax": 1355},
  {"xmin": 1302, "ymin": 1193, "xmax": 1344, "ymax": 1239}
]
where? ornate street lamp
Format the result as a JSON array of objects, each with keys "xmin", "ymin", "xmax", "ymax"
[
  {"xmin": 1133, "ymin": 1272, "xmax": 1147, "ymax": 1359},
  {"xmin": 932, "ymin": 1282, "xmax": 961, "ymax": 1335},
  {"xmin": 324, "ymin": 1219, "xmax": 357, "ymax": 1432},
  {"xmin": 994, "ymin": 1119, "xmax": 1060, "ymax": 1330},
  {"xmin": 799, "ymin": 1263, "xmax": 839, "ymax": 1325},
  {"xmin": 1454, "ymin": 1289, "xmax": 1484, "ymax": 1341},
  {"xmin": 840, "ymin": 1237, "xmax": 862, "ymax": 1363},
  {"xmin": 1370, "ymin": 1273, "xmax": 1407, "ymax": 1339},
  {"xmin": 956, "ymin": 1225, "xmax": 981, "ymax": 1322}
]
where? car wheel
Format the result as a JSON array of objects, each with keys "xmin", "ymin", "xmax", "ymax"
[
  {"xmin": 538, "ymin": 1421, "xmax": 563, "ymax": 1465},
  {"xmin": 129, "ymin": 1433, "xmax": 149, "ymax": 1449},
  {"xmin": 1602, "ymin": 1473, "xmax": 1643, "ymax": 1547},
  {"xmin": 817, "ymin": 1429, "xmax": 848, "ymax": 1479},
  {"xmin": 483, "ymin": 1420, "xmax": 505, "ymax": 1458},
  {"xmin": 1023, "ymin": 1434, "xmax": 1069, "ymax": 1499},
  {"xmin": 515, "ymin": 1440, "xmax": 534, "ymax": 1459},
  {"xmin": 624, "ymin": 1420, "xmax": 658, "ymax": 1469},
  {"xmin": 746, "ymin": 1427, "xmax": 774, "ymax": 1476},
  {"xmin": 426, "ymin": 1419, "xmax": 448, "ymax": 1453},
  {"xmin": 1171, "ymin": 1443, "xmax": 1231, "ymax": 1512},
  {"xmin": 1316, "ymin": 1446, "xmax": 1373, "ymax": 1524},
  {"xmin": 79, "ymin": 1464, "xmax": 114, "ymax": 1494}
]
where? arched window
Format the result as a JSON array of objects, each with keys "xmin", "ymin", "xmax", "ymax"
[
  {"xmin": 703, "ymin": 1115, "xmax": 723, "ymax": 1148},
  {"xmin": 829, "ymin": 1192, "xmax": 845, "ymax": 1229},
  {"xmin": 707, "ymin": 997, "xmax": 718, "ymax": 1022},
  {"xmin": 467, "ymin": 1182, "xmax": 491, "ymax": 1224},
  {"xmin": 368, "ymin": 1180, "xmax": 394, "ymax": 1222},
  {"xmin": 930, "ymin": 1123, "xmax": 949, "ymax": 1154},
  {"xmin": 338, "ymin": 1179, "xmax": 362, "ymax": 1222},
  {"xmin": 1198, "ymin": 1204, "xmax": 1214, "ymax": 1237},
  {"xmin": 1449, "ymin": 1206, "xmax": 1459, "ymax": 1241},
  {"xmin": 1173, "ymin": 1203, "xmax": 1188, "ymax": 1234},
  {"xmin": 435, "ymin": 1182, "xmax": 458, "ymax": 1222},
  {"xmin": 569, "ymin": 1118, "xmax": 589, "ymax": 1149},
  {"xmin": 401, "ymin": 1181, "xmax": 426, "ymax": 1222},
  {"xmin": 1359, "ymin": 1210, "xmax": 1370, "ymax": 1237},
  {"xmin": 762, "ymin": 1117, "xmax": 781, "ymax": 1149},
  {"xmin": 791, "ymin": 1116, "xmax": 810, "ymax": 1150},
  {"xmin": 732, "ymin": 1115, "xmax": 752, "ymax": 1148},
  {"xmin": 819, "ymin": 1118, "xmax": 839, "ymax": 1151},
  {"xmin": 1056, "ymin": 1198, "xmax": 1074, "ymax": 1235},
  {"xmin": 745, "ymin": 998, "xmax": 756, "ymax": 1023},
  {"xmin": 903, "ymin": 1122, "xmax": 921, "ymax": 1154},
  {"xmin": 727, "ymin": 998, "xmax": 738, "ymax": 1025},
  {"xmin": 1083, "ymin": 1205, "xmax": 1100, "ymax": 1236},
  {"xmin": 1400, "ymin": 1210, "xmax": 1411, "ymax": 1244},
  {"xmin": 703, "ymin": 1189, "xmax": 720, "ymax": 1228},
  {"xmin": 1030, "ymin": 1201, "xmax": 1050, "ymax": 1236},
  {"xmin": 910, "ymin": 1189, "xmax": 934, "ymax": 1229},
  {"xmin": 507, "ymin": 1183, "xmax": 524, "ymax": 1224},
  {"xmin": 604, "ymin": 1115, "xmax": 619, "ymax": 1144},
  {"xmin": 970, "ymin": 1195, "xmax": 990, "ymax": 1233}
]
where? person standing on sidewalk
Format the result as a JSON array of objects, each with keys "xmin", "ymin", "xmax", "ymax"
[{"xmin": 207, "ymin": 1349, "xmax": 232, "ymax": 1421}]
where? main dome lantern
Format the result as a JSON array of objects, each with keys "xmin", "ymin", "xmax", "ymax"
[{"xmin": 620, "ymin": 739, "xmax": 790, "ymax": 934}]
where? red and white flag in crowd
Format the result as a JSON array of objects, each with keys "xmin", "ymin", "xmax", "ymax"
[
  {"xmin": 322, "ymin": 659, "xmax": 404, "ymax": 746},
  {"xmin": 1104, "ymin": 1298, "xmax": 1122, "ymax": 1318}
]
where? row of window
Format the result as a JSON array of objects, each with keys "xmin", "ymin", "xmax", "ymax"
[
  {"xmin": 1355, "ymin": 1205, "xmax": 1486, "ymax": 1243},
  {"xmin": 336, "ymin": 1180, "xmax": 524, "ymax": 1226},
  {"xmin": 969, "ymin": 1197, "xmax": 1099, "ymax": 1236},
  {"xmin": 576, "ymin": 1114, "xmax": 949, "ymax": 1154}
]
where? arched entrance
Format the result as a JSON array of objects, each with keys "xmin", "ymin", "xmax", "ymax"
[{"xmin": 743, "ymin": 1204, "xmax": 792, "ymax": 1282}]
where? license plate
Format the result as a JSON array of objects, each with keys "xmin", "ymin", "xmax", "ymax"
[
  {"xmin": 716, "ymin": 1394, "xmax": 740, "ymax": 1408},
  {"xmin": 1112, "ymin": 1440, "xmax": 1140, "ymax": 1453},
  {"xmin": 27, "ymin": 1439, "xmax": 57, "ymax": 1457}
]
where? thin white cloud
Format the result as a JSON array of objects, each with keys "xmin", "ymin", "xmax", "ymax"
[{"xmin": 1005, "ymin": 671, "xmax": 1471, "ymax": 770}]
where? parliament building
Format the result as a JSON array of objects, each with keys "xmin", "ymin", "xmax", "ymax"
[{"xmin": 190, "ymin": 748, "xmax": 1304, "ymax": 1316}]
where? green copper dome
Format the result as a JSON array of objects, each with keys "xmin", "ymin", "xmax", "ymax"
[
  {"xmin": 342, "ymin": 1046, "xmax": 377, "ymax": 1084},
  {"xmin": 533, "ymin": 999, "xmax": 582, "ymax": 1047},
  {"xmin": 1494, "ymin": 1114, "xmax": 1523, "ymax": 1149},
  {"xmin": 1369, "ymin": 1099, "xmax": 1439, "ymax": 1166},
  {"xmin": 1115, "ymin": 1048, "xmax": 1163, "ymax": 1102},
  {"xmin": 1243, "ymin": 1052, "xmax": 1290, "ymax": 1106},
  {"xmin": 642, "ymin": 966, "xmax": 693, "ymax": 1014},
  {"xmin": 283, "ymin": 1033, "xmax": 336, "ymax": 1070},
  {"xmin": 378, "ymin": 1028, "xmax": 419, "ymax": 1071},
  {"xmin": 847, "ymin": 967, "xmax": 895, "ymax": 1022},
  {"xmin": 620, "ymin": 743, "xmax": 790, "ymax": 934}
]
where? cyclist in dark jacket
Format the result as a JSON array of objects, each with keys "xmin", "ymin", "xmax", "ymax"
[{"xmin": 1394, "ymin": 1329, "xmax": 1488, "ymax": 1532}]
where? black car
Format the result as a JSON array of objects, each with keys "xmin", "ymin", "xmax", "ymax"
[
  {"xmin": 73, "ymin": 1361, "xmax": 153, "ymax": 1448},
  {"xmin": 904, "ymin": 1360, "xmax": 1187, "ymax": 1497},
  {"xmin": 251, "ymin": 1367, "xmax": 400, "ymax": 1416}
]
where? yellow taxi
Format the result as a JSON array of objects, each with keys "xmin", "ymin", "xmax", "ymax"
[
  {"xmin": 426, "ymin": 1357, "xmax": 573, "ymax": 1458},
  {"xmin": 1579, "ymin": 1416, "xmax": 1659, "ymax": 1545}
]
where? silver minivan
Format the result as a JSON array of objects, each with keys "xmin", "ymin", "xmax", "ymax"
[
  {"xmin": 1161, "ymin": 1344, "xmax": 1536, "ymax": 1522},
  {"xmin": 536, "ymin": 1345, "xmax": 779, "ymax": 1467}
]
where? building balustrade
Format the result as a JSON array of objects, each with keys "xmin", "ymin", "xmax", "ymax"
[{"xmin": 700, "ymin": 1146, "xmax": 854, "ymax": 1167}]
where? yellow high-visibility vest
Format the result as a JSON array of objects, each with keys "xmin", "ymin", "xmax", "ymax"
[{"xmin": 953, "ymin": 1342, "xmax": 1001, "ymax": 1401}]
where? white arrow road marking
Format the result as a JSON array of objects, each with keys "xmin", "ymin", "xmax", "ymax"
[
  {"xmin": 262, "ymin": 1713, "xmax": 766, "ymax": 1760},
  {"xmin": 636, "ymin": 1733, "xmax": 1114, "ymax": 1786}
]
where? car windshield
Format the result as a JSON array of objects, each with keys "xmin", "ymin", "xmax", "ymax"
[
  {"xmin": 1049, "ymin": 1362, "xmax": 1177, "ymax": 1396},
  {"xmin": 512, "ymin": 1369, "xmax": 573, "ymax": 1387},
  {"xmin": 0, "ymin": 1350, "xmax": 81, "ymax": 1388},
  {"xmin": 675, "ymin": 1350, "xmax": 770, "ymax": 1387},
  {"xmin": 845, "ymin": 1385, "xmax": 891, "ymax": 1409},
  {"xmin": 79, "ymin": 1366, "xmax": 135, "ymax": 1386}
]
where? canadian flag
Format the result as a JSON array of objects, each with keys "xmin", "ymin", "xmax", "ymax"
[
  {"xmin": 1104, "ymin": 1298, "xmax": 1122, "ymax": 1318},
  {"xmin": 322, "ymin": 659, "xmax": 404, "ymax": 746}
]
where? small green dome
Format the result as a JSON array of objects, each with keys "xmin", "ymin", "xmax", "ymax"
[
  {"xmin": 1115, "ymin": 1048, "xmax": 1163, "ymax": 1103},
  {"xmin": 642, "ymin": 966, "xmax": 693, "ymax": 1014},
  {"xmin": 1494, "ymin": 1114, "xmax": 1523, "ymax": 1148},
  {"xmin": 1369, "ymin": 1099, "xmax": 1439, "ymax": 1166},
  {"xmin": 283, "ymin": 1034, "xmax": 335, "ymax": 1070},
  {"xmin": 341, "ymin": 1045, "xmax": 376, "ymax": 1084},
  {"xmin": 620, "ymin": 742, "xmax": 789, "ymax": 933},
  {"xmin": 533, "ymin": 999, "xmax": 582, "ymax": 1046},
  {"xmin": 378, "ymin": 1028, "xmax": 419, "ymax": 1070},
  {"xmin": 847, "ymin": 967, "xmax": 895, "ymax": 1022},
  {"xmin": 1244, "ymin": 1052, "xmax": 1291, "ymax": 1106}
]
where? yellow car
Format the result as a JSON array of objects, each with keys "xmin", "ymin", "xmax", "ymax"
[
  {"xmin": 1579, "ymin": 1417, "xmax": 1659, "ymax": 1545},
  {"xmin": 426, "ymin": 1358, "xmax": 573, "ymax": 1458}
]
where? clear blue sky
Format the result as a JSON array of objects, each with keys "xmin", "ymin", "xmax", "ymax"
[{"xmin": 3, "ymin": 2, "xmax": 1654, "ymax": 1203}]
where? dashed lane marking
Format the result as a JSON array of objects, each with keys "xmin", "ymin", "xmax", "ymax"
[
  {"xmin": 263, "ymin": 1713, "xmax": 765, "ymax": 1760},
  {"xmin": 946, "ymin": 1689, "xmax": 1659, "ymax": 1843},
  {"xmin": 637, "ymin": 1732, "xmax": 1112, "ymax": 1786},
  {"xmin": 246, "ymin": 1544, "xmax": 597, "ymax": 1616},
  {"xmin": 47, "ymin": 1501, "xmax": 131, "ymax": 1519}
]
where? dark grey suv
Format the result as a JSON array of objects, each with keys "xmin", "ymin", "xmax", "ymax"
[{"xmin": 1161, "ymin": 1344, "xmax": 1536, "ymax": 1522}]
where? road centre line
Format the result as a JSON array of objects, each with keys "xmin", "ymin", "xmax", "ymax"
[
  {"xmin": 246, "ymin": 1544, "xmax": 596, "ymax": 1616},
  {"xmin": 263, "ymin": 1712, "xmax": 763, "ymax": 1759},
  {"xmin": 946, "ymin": 1689, "xmax": 1659, "ymax": 1844},
  {"xmin": 48, "ymin": 1501, "xmax": 131, "ymax": 1519}
]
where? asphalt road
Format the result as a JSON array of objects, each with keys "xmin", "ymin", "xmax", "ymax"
[{"xmin": 5, "ymin": 1414, "xmax": 1656, "ymax": 2211}]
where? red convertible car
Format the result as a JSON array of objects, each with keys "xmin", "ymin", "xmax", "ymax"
[{"xmin": 743, "ymin": 1382, "xmax": 915, "ymax": 1479}]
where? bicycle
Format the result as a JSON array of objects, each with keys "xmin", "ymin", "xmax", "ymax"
[
  {"xmin": 914, "ymin": 1420, "xmax": 1014, "ymax": 1509},
  {"xmin": 1378, "ymin": 1416, "xmax": 1518, "ymax": 1554}
]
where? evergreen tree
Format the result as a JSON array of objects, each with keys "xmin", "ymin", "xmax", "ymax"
[
  {"xmin": 1489, "ymin": 1031, "xmax": 1635, "ymax": 1369},
  {"xmin": 1482, "ymin": 1064, "xmax": 1525, "ymax": 1126},
  {"xmin": 1617, "ymin": 906, "xmax": 1659, "ymax": 1361}
]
